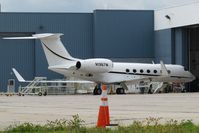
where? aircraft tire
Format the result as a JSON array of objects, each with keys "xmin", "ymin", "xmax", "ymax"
[
  {"xmin": 116, "ymin": 88, "xmax": 125, "ymax": 94},
  {"xmin": 38, "ymin": 92, "xmax": 42, "ymax": 96},
  {"xmin": 43, "ymin": 91, "xmax": 47, "ymax": 96},
  {"xmin": 93, "ymin": 88, "xmax": 102, "ymax": 95}
]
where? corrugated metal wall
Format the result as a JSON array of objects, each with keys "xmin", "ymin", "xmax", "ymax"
[
  {"xmin": 0, "ymin": 36, "xmax": 35, "ymax": 92},
  {"xmin": 155, "ymin": 29, "xmax": 173, "ymax": 63},
  {"xmin": 0, "ymin": 11, "xmax": 154, "ymax": 92},
  {"xmin": 93, "ymin": 10, "xmax": 154, "ymax": 58},
  {"xmin": 155, "ymin": 28, "xmax": 189, "ymax": 65},
  {"xmin": 173, "ymin": 28, "xmax": 189, "ymax": 67}
]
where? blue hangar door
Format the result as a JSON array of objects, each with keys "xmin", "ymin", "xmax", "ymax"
[
  {"xmin": 0, "ymin": 33, "xmax": 35, "ymax": 92},
  {"xmin": 189, "ymin": 27, "xmax": 199, "ymax": 92}
]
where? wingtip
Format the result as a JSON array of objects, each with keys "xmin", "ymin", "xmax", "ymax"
[{"xmin": 12, "ymin": 68, "xmax": 26, "ymax": 82}]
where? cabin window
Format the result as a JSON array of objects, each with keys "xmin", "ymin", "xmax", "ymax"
[
  {"xmin": 168, "ymin": 70, "xmax": 171, "ymax": 74},
  {"xmin": 126, "ymin": 69, "xmax": 130, "ymax": 73},
  {"xmin": 147, "ymin": 70, "xmax": 150, "ymax": 73},
  {"xmin": 140, "ymin": 69, "xmax": 144, "ymax": 73},
  {"xmin": 133, "ymin": 69, "xmax": 137, "ymax": 73},
  {"xmin": 154, "ymin": 70, "xmax": 157, "ymax": 73},
  {"xmin": 86, "ymin": 73, "xmax": 93, "ymax": 77}
]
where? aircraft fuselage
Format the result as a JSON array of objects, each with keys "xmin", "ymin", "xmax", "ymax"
[{"xmin": 50, "ymin": 62, "xmax": 195, "ymax": 84}]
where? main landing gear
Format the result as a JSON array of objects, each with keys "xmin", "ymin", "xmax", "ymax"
[
  {"xmin": 93, "ymin": 85, "xmax": 102, "ymax": 95},
  {"xmin": 116, "ymin": 87, "xmax": 125, "ymax": 94},
  {"xmin": 93, "ymin": 84, "xmax": 126, "ymax": 95}
]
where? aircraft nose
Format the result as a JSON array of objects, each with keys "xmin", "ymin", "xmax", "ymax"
[{"xmin": 189, "ymin": 72, "xmax": 196, "ymax": 81}]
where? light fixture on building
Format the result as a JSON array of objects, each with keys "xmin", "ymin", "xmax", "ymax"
[{"xmin": 165, "ymin": 15, "xmax": 171, "ymax": 20}]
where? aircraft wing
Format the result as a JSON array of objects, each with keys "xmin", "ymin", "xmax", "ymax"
[
  {"xmin": 12, "ymin": 68, "xmax": 94, "ymax": 83},
  {"xmin": 48, "ymin": 62, "xmax": 77, "ymax": 70},
  {"xmin": 12, "ymin": 68, "xmax": 26, "ymax": 82},
  {"xmin": 124, "ymin": 77, "xmax": 153, "ymax": 85},
  {"xmin": 124, "ymin": 75, "xmax": 169, "ymax": 85}
]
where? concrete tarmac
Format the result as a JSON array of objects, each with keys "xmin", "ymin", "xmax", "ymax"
[{"xmin": 0, "ymin": 93, "xmax": 199, "ymax": 130}]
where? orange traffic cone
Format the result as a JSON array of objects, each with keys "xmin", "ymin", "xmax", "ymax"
[{"xmin": 97, "ymin": 85, "xmax": 110, "ymax": 128}]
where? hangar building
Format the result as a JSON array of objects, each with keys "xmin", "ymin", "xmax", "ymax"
[{"xmin": 0, "ymin": 4, "xmax": 198, "ymax": 92}]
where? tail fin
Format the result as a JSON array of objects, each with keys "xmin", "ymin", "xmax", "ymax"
[
  {"xmin": 12, "ymin": 68, "xmax": 25, "ymax": 82},
  {"xmin": 4, "ymin": 33, "xmax": 77, "ymax": 66}
]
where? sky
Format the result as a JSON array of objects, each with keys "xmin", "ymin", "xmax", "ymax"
[{"xmin": 0, "ymin": 0, "xmax": 199, "ymax": 12}]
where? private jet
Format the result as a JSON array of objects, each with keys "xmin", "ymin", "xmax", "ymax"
[{"xmin": 3, "ymin": 33, "xmax": 195, "ymax": 94}]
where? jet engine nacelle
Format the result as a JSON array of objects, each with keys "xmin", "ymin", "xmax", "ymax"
[{"xmin": 76, "ymin": 59, "xmax": 113, "ymax": 73}]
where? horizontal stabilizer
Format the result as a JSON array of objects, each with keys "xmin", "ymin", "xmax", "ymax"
[
  {"xmin": 3, "ymin": 36, "xmax": 37, "ymax": 39},
  {"xmin": 3, "ymin": 33, "xmax": 76, "ymax": 67},
  {"xmin": 3, "ymin": 33, "xmax": 63, "ymax": 40},
  {"xmin": 12, "ymin": 68, "xmax": 25, "ymax": 82}
]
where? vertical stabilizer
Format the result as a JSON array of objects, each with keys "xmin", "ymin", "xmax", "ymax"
[{"xmin": 34, "ymin": 33, "xmax": 76, "ymax": 66}]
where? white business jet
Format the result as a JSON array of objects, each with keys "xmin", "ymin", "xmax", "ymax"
[{"xmin": 4, "ymin": 33, "xmax": 195, "ymax": 94}]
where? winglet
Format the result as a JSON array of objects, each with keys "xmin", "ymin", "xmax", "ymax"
[
  {"xmin": 160, "ymin": 61, "xmax": 169, "ymax": 76},
  {"xmin": 12, "ymin": 68, "xmax": 25, "ymax": 82}
]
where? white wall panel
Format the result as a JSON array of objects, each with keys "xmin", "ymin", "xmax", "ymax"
[{"xmin": 155, "ymin": 3, "xmax": 199, "ymax": 30}]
